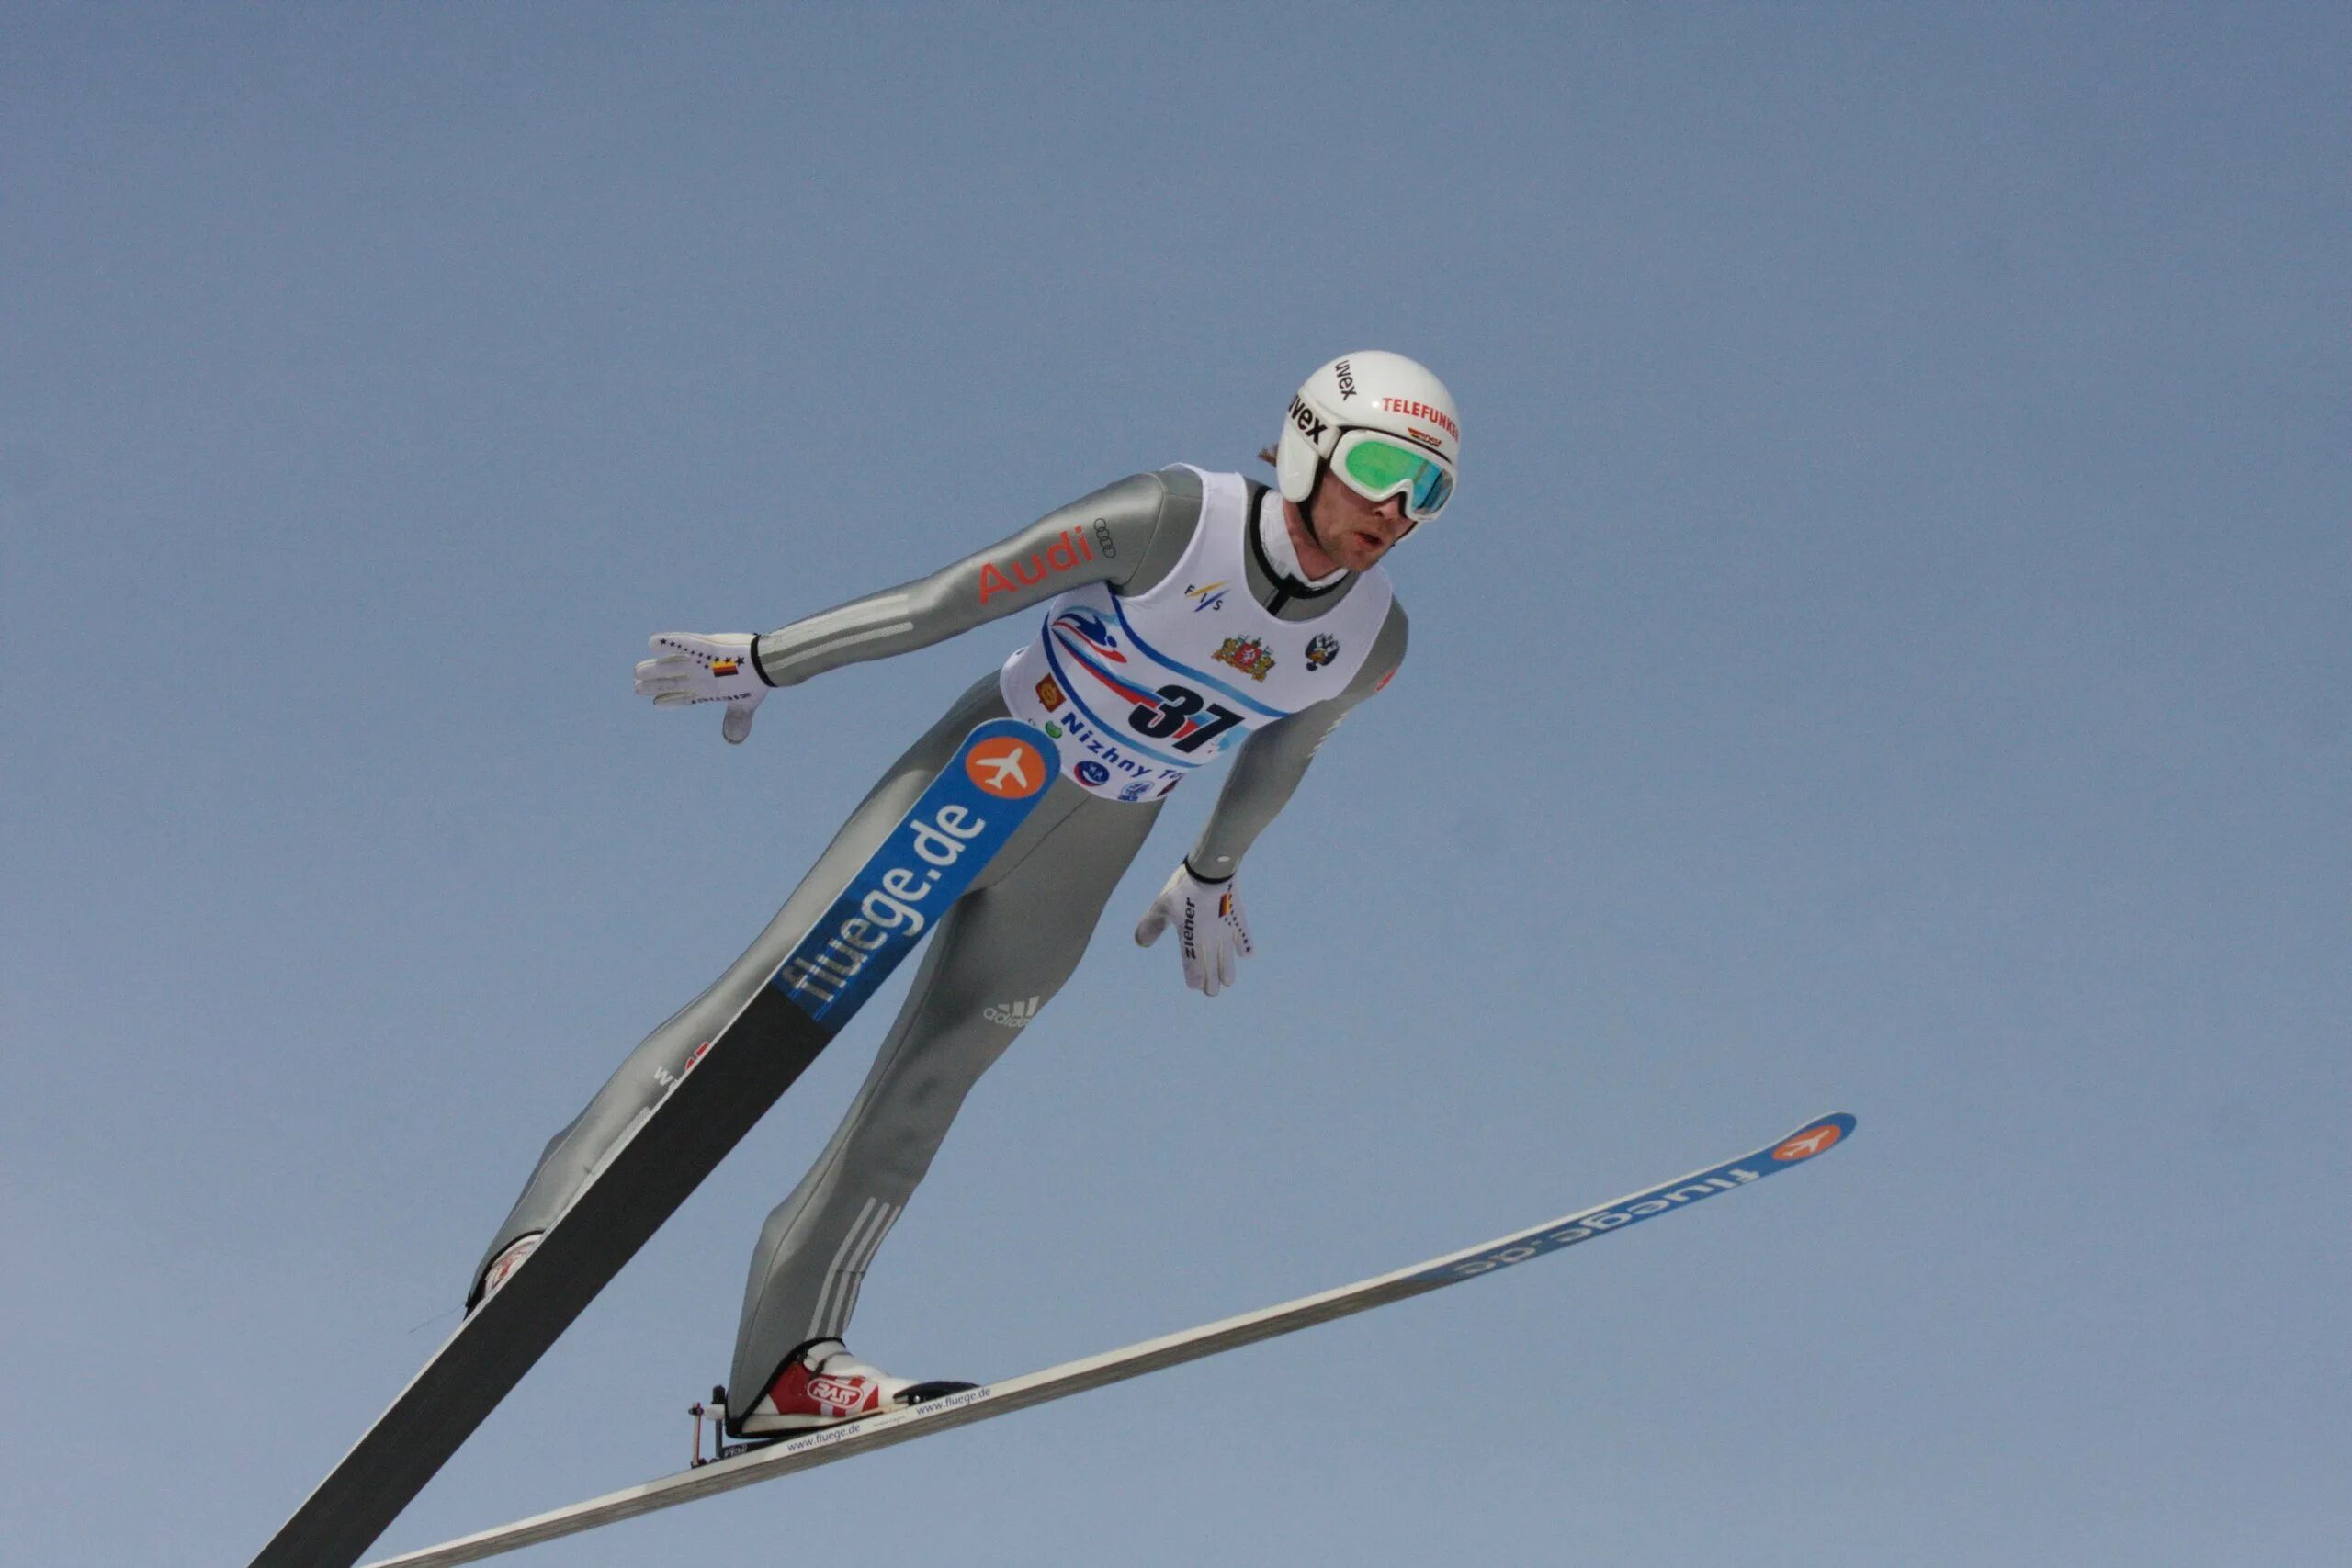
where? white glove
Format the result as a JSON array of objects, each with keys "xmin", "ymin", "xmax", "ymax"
[
  {"xmin": 633, "ymin": 632, "xmax": 768, "ymax": 745},
  {"xmin": 1134, "ymin": 863, "xmax": 1254, "ymax": 997}
]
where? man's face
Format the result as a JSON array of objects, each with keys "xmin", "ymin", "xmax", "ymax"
[{"xmin": 1305, "ymin": 463, "xmax": 1419, "ymax": 573}]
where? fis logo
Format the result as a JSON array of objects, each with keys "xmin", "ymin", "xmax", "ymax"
[
  {"xmin": 984, "ymin": 997, "xmax": 1040, "ymax": 1029},
  {"xmin": 1185, "ymin": 581, "xmax": 1229, "ymax": 614}
]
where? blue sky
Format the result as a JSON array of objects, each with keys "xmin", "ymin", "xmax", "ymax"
[{"xmin": 3, "ymin": 6, "xmax": 2346, "ymax": 1564}]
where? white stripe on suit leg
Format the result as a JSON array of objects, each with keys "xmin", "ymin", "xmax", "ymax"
[
  {"xmin": 807, "ymin": 1198, "xmax": 881, "ymax": 1343},
  {"xmin": 832, "ymin": 1203, "xmax": 900, "ymax": 1337},
  {"xmin": 812, "ymin": 1199, "xmax": 888, "ymax": 1341}
]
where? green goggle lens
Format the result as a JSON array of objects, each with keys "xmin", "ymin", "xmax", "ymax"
[{"xmin": 1340, "ymin": 436, "xmax": 1453, "ymax": 518}]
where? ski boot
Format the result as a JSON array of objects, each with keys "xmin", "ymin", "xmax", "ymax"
[
  {"xmin": 469, "ymin": 1233, "xmax": 542, "ymax": 1310},
  {"xmin": 729, "ymin": 1338, "xmax": 973, "ymax": 1438}
]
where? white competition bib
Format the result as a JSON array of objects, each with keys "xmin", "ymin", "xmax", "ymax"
[{"xmin": 1000, "ymin": 468, "xmax": 1393, "ymax": 803}]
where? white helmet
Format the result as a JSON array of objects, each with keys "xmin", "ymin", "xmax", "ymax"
[{"xmin": 1275, "ymin": 351, "xmax": 1460, "ymax": 519}]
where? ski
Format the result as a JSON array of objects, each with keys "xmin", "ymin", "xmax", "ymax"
[
  {"xmin": 362, "ymin": 1112, "xmax": 1857, "ymax": 1568},
  {"xmin": 247, "ymin": 720, "xmax": 1061, "ymax": 1568}
]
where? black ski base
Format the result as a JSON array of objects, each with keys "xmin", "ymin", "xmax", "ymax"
[{"xmin": 247, "ymin": 986, "xmax": 835, "ymax": 1568}]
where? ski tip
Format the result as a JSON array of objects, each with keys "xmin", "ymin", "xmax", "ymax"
[{"xmin": 1767, "ymin": 1113, "xmax": 1857, "ymax": 1165}]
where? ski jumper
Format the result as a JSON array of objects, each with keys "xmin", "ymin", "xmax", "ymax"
[{"xmin": 475, "ymin": 466, "xmax": 1408, "ymax": 1416}]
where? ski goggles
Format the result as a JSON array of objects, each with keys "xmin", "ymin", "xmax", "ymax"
[{"xmin": 1332, "ymin": 428, "xmax": 1455, "ymax": 521}]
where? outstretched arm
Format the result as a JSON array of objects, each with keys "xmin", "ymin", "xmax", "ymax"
[
  {"xmin": 751, "ymin": 472, "xmax": 1181, "ymax": 687},
  {"xmin": 637, "ymin": 470, "xmax": 1194, "ymax": 741}
]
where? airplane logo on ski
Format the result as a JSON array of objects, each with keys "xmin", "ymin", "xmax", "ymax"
[
  {"xmin": 964, "ymin": 738, "xmax": 1048, "ymax": 799},
  {"xmin": 1773, "ymin": 1123, "xmax": 1842, "ymax": 1160}
]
